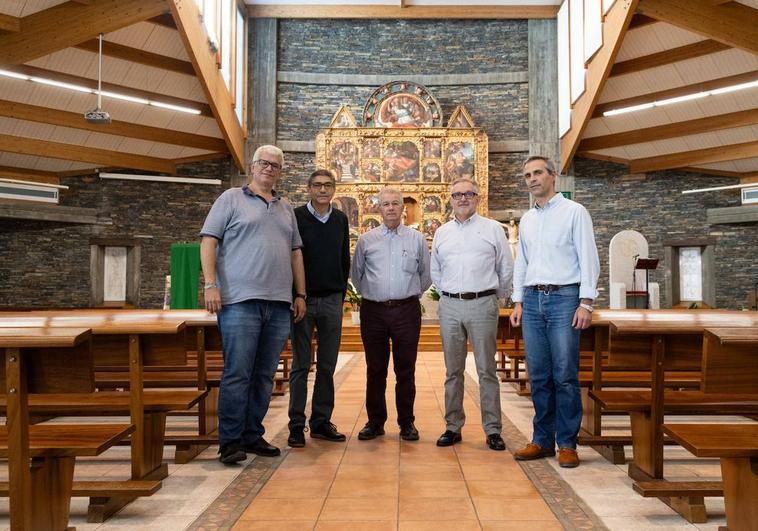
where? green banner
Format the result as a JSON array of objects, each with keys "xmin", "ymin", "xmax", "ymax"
[{"xmin": 170, "ymin": 243, "xmax": 201, "ymax": 309}]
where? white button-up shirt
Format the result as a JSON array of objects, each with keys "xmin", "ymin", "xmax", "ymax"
[
  {"xmin": 431, "ymin": 213, "xmax": 513, "ymax": 299},
  {"xmin": 351, "ymin": 224, "xmax": 432, "ymax": 302},
  {"xmin": 512, "ymin": 193, "xmax": 600, "ymax": 302}
]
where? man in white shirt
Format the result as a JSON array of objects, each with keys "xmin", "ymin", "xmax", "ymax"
[
  {"xmin": 510, "ymin": 156, "xmax": 600, "ymax": 468},
  {"xmin": 431, "ymin": 178, "xmax": 513, "ymax": 451}
]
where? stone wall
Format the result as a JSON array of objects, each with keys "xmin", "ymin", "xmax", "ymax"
[
  {"xmin": 574, "ymin": 157, "xmax": 757, "ymax": 310},
  {"xmin": 0, "ymin": 158, "xmax": 234, "ymax": 309}
]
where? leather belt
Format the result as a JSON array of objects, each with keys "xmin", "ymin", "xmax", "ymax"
[
  {"xmin": 441, "ymin": 289, "xmax": 497, "ymax": 300},
  {"xmin": 364, "ymin": 296, "xmax": 418, "ymax": 307},
  {"xmin": 528, "ymin": 283, "xmax": 579, "ymax": 294}
]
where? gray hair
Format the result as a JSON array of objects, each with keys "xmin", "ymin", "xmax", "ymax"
[
  {"xmin": 522, "ymin": 155, "xmax": 557, "ymax": 175},
  {"xmin": 449, "ymin": 178, "xmax": 480, "ymax": 194},
  {"xmin": 251, "ymin": 145, "xmax": 284, "ymax": 166},
  {"xmin": 378, "ymin": 187, "xmax": 403, "ymax": 202}
]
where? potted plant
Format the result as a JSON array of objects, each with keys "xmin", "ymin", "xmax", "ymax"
[
  {"xmin": 344, "ymin": 280, "xmax": 362, "ymax": 325},
  {"xmin": 423, "ymin": 285, "xmax": 441, "ymax": 321}
]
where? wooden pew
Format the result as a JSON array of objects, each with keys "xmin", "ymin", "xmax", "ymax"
[
  {"xmin": 659, "ymin": 423, "xmax": 758, "ymax": 531},
  {"xmin": 0, "ymin": 327, "xmax": 136, "ymax": 530},
  {"xmin": 630, "ymin": 327, "xmax": 758, "ymax": 524},
  {"xmin": 0, "ymin": 314, "xmax": 206, "ymax": 522}
]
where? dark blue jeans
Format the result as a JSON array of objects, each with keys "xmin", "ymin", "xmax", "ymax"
[
  {"xmin": 521, "ymin": 285, "xmax": 582, "ymax": 449},
  {"xmin": 217, "ymin": 299, "xmax": 291, "ymax": 446}
]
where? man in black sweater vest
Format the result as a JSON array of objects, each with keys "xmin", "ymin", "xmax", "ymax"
[{"xmin": 288, "ymin": 169, "xmax": 351, "ymax": 447}]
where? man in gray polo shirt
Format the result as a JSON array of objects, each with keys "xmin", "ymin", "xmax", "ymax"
[{"xmin": 200, "ymin": 145, "xmax": 306, "ymax": 464}]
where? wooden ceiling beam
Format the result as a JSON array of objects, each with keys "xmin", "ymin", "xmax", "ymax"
[
  {"xmin": 74, "ymin": 39, "xmax": 195, "ymax": 76},
  {"xmin": 247, "ymin": 5, "xmax": 558, "ymax": 18},
  {"xmin": 593, "ymin": 70, "xmax": 758, "ymax": 117},
  {"xmin": 0, "ymin": 165, "xmax": 59, "ymax": 185},
  {"xmin": 560, "ymin": 0, "xmax": 638, "ymax": 173},
  {"xmin": 0, "ymin": 0, "xmax": 168, "ymax": 66},
  {"xmin": 168, "ymin": 0, "xmax": 245, "ymax": 171},
  {"xmin": 580, "ymin": 108, "xmax": 758, "ymax": 151},
  {"xmin": 0, "ymin": 13, "xmax": 20, "ymax": 34},
  {"xmin": 740, "ymin": 173, "xmax": 758, "ymax": 184},
  {"xmin": 610, "ymin": 39, "xmax": 729, "ymax": 77},
  {"xmin": 0, "ymin": 99, "xmax": 227, "ymax": 152},
  {"xmin": 637, "ymin": 0, "xmax": 758, "ymax": 55},
  {"xmin": 2, "ymin": 64, "xmax": 213, "ymax": 117},
  {"xmin": 0, "ymin": 133, "xmax": 176, "ymax": 174},
  {"xmin": 629, "ymin": 140, "xmax": 758, "ymax": 173}
]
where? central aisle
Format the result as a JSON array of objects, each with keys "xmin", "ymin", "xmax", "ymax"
[{"xmin": 232, "ymin": 352, "xmax": 563, "ymax": 530}]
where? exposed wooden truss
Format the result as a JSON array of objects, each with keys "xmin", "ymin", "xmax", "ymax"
[
  {"xmin": 560, "ymin": 0, "xmax": 639, "ymax": 173},
  {"xmin": 637, "ymin": 0, "xmax": 758, "ymax": 55},
  {"xmin": 579, "ymin": 108, "xmax": 758, "ymax": 151},
  {"xmin": 593, "ymin": 70, "xmax": 758, "ymax": 117},
  {"xmin": 1, "ymin": 65, "xmax": 213, "ymax": 117},
  {"xmin": 628, "ymin": 14, "xmax": 658, "ymax": 30},
  {"xmin": 0, "ymin": 133, "xmax": 176, "ymax": 174},
  {"xmin": 0, "ymin": 13, "xmax": 20, "ymax": 33},
  {"xmin": 168, "ymin": 0, "xmax": 246, "ymax": 171},
  {"xmin": 0, "ymin": 0, "xmax": 167, "ymax": 65},
  {"xmin": 629, "ymin": 140, "xmax": 758, "ymax": 173},
  {"xmin": 74, "ymin": 39, "xmax": 195, "ymax": 76},
  {"xmin": 609, "ymin": 40, "xmax": 729, "ymax": 77},
  {"xmin": 0, "ymin": 100, "xmax": 227, "ymax": 152},
  {"xmin": 248, "ymin": 5, "xmax": 558, "ymax": 19},
  {"xmin": 0, "ymin": 165, "xmax": 59, "ymax": 185}
]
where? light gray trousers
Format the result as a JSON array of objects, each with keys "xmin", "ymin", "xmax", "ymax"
[{"xmin": 439, "ymin": 295, "xmax": 502, "ymax": 435}]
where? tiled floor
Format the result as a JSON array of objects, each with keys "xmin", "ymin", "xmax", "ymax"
[{"xmin": 232, "ymin": 352, "xmax": 562, "ymax": 530}]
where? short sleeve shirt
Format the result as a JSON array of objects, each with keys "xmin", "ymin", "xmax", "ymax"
[{"xmin": 200, "ymin": 186, "xmax": 302, "ymax": 304}]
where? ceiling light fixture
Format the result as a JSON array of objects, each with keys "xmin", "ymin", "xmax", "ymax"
[
  {"xmin": 98, "ymin": 172, "xmax": 221, "ymax": 185},
  {"xmin": 0, "ymin": 70, "xmax": 202, "ymax": 115},
  {"xmin": 603, "ymin": 79, "xmax": 758, "ymax": 117},
  {"xmin": 682, "ymin": 182, "xmax": 758, "ymax": 194}
]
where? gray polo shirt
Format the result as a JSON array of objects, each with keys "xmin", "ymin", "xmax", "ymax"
[{"xmin": 200, "ymin": 185, "xmax": 302, "ymax": 305}]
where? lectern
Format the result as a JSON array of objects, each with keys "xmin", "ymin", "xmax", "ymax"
[{"xmin": 634, "ymin": 258, "xmax": 659, "ymax": 310}]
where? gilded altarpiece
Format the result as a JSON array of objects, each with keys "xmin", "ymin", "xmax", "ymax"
[{"xmin": 315, "ymin": 82, "xmax": 489, "ymax": 245}]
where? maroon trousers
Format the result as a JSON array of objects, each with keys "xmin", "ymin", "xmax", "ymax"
[{"xmin": 359, "ymin": 297, "xmax": 422, "ymax": 427}]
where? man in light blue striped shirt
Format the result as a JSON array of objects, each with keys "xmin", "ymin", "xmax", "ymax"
[
  {"xmin": 351, "ymin": 187, "xmax": 432, "ymax": 442},
  {"xmin": 510, "ymin": 155, "xmax": 600, "ymax": 468}
]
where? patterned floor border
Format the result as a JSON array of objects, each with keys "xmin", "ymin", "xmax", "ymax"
[
  {"xmin": 188, "ymin": 354, "xmax": 608, "ymax": 530},
  {"xmin": 463, "ymin": 372, "xmax": 609, "ymax": 531},
  {"xmin": 186, "ymin": 353, "xmax": 363, "ymax": 531}
]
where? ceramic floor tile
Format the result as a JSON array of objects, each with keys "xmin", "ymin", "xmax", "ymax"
[
  {"xmin": 471, "ymin": 496, "xmax": 554, "ymax": 521},
  {"xmin": 398, "ymin": 497, "xmax": 478, "ymax": 521},
  {"xmin": 328, "ymin": 479, "xmax": 398, "ymax": 498},
  {"xmin": 399, "ymin": 521, "xmax": 482, "ymax": 531},
  {"xmin": 399, "ymin": 479, "xmax": 469, "ymax": 498},
  {"xmin": 258, "ymin": 479, "xmax": 333, "ymax": 498},
  {"xmin": 239, "ymin": 497, "xmax": 325, "ymax": 521},
  {"xmin": 315, "ymin": 521, "xmax": 396, "ymax": 530},
  {"xmin": 233, "ymin": 521, "xmax": 316, "ymax": 531},
  {"xmin": 319, "ymin": 497, "xmax": 398, "ymax": 521}
]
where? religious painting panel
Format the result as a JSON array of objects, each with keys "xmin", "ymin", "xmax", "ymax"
[
  {"xmin": 361, "ymin": 161, "xmax": 382, "ymax": 182},
  {"xmin": 332, "ymin": 196, "xmax": 359, "ymax": 234},
  {"xmin": 444, "ymin": 141, "xmax": 476, "ymax": 182},
  {"xmin": 384, "ymin": 141, "xmax": 420, "ymax": 182},
  {"xmin": 423, "ymin": 139, "xmax": 442, "ymax": 159},
  {"xmin": 330, "ymin": 141, "xmax": 359, "ymax": 183},
  {"xmin": 363, "ymin": 138, "xmax": 381, "ymax": 159},
  {"xmin": 422, "ymin": 162, "xmax": 442, "ymax": 183}
]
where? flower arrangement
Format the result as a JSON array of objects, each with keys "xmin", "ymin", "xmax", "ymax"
[{"xmin": 344, "ymin": 280, "xmax": 362, "ymax": 312}]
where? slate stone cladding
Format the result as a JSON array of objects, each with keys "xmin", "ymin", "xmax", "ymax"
[
  {"xmin": 573, "ymin": 157, "xmax": 757, "ymax": 310},
  {"xmin": 278, "ymin": 19, "xmax": 528, "ymax": 74},
  {"xmin": 0, "ymin": 158, "xmax": 234, "ymax": 309}
]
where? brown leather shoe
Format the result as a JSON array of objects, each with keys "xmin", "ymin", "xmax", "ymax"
[
  {"xmin": 514, "ymin": 442, "xmax": 555, "ymax": 461},
  {"xmin": 558, "ymin": 447, "xmax": 580, "ymax": 468}
]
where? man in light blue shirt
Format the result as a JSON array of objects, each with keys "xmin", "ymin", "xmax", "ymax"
[
  {"xmin": 351, "ymin": 187, "xmax": 431, "ymax": 441},
  {"xmin": 510, "ymin": 155, "xmax": 599, "ymax": 468},
  {"xmin": 431, "ymin": 177, "xmax": 513, "ymax": 451}
]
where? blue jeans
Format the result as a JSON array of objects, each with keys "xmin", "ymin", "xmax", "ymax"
[
  {"xmin": 216, "ymin": 299, "xmax": 291, "ymax": 446},
  {"xmin": 521, "ymin": 285, "xmax": 582, "ymax": 449}
]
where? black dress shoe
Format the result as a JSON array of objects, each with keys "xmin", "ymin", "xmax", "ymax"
[
  {"xmin": 310, "ymin": 422, "xmax": 346, "ymax": 442},
  {"xmin": 399, "ymin": 423, "xmax": 419, "ymax": 441},
  {"xmin": 436, "ymin": 430, "xmax": 462, "ymax": 447},
  {"xmin": 245, "ymin": 437, "xmax": 281, "ymax": 457},
  {"xmin": 288, "ymin": 427, "xmax": 305, "ymax": 448},
  {"xmin": 486, "ymin": 433, "xmax": 506, "ymax": 451},
  {"xmin": 357, "ymin": 422, "xmax": 385, "ymax": 440},
  {"xmin": 218, "ymin": 441, "xmax": 246, "ymax": 464}
]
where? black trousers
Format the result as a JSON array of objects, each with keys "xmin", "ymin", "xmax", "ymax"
[{"xmin": 359, "ymin": 298, "xmax": 422, "ymax": 427}]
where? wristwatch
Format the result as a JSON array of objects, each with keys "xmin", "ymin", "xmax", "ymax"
[
  {"xmin": 204, "ymin": 282, "xmax": 218, "ymax": 290},
  {"xmin": 294, "ymin": 293, "xmax": 307, "ymax": 300},
  {"xmin": 579, "ymin": 303, "xmax": 594, "ymax": 313}
]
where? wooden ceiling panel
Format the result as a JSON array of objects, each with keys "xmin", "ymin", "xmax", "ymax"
[
  {"xmin": 0, "ymin": 1, "xmax": 66, "ymax": 19},
  {"xmin": 615, "ymin": 22, "xmax": 704, "ymax": 62},
  {"xmin": 105, "ymin": 22, "xmax": 189, "ymax": 62}
]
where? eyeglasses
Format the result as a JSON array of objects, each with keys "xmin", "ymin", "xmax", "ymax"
[
  {"xmin": 451, "ymin": 191, "xmax": 478, "ymax": 200},
  {"xmin": 254, "ymin": 159, "xmax": 282, "ymax": 171},
  {"xmin": 310, "ymin": 182, "xmax": 335, "ymax": 190}
]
